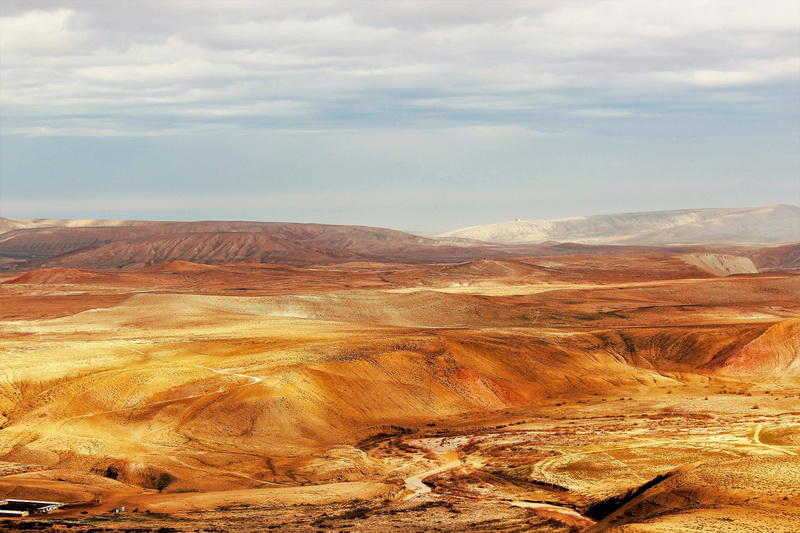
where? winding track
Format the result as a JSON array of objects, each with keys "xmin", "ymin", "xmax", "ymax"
[
  {"xmin": 398, "ymin": 447, "xmax": 597, "ymax": 527},
  {"xmin": 752, "ymin": 424, "xmax": 798, "ymax": 455},
  {"xmin": 60, "ymin": 349, "xmax": 264, "ymax": 423},
  {"xmin": 403, "ymin": 459, "xmax": 461, "ymax": 500}
]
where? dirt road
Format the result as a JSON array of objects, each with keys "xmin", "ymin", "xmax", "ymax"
[
  {"xmin": 752, "ymin": 424, "xmax": 798, "ymax": 456},
  {"xmin": 403, "ymin": 459, "xmax": 461, "ymax": 500}
]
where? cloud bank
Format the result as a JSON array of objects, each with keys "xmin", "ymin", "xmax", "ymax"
[
  {"xmin": 2, "ymin": 0, "xmax": 797, "ymax": 136},
  {"xmin": 1, "ymin": 1, "xmax": 798, "ymax": 228}
]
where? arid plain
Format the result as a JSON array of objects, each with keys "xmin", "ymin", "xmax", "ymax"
[{"xmin": 1, "ymin": 238, "xmax": 799, "ymax": 531}]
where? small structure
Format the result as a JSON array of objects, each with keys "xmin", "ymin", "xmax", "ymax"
[
  {"xmin": 112, "ymin": 506, "xmax": 125, "ymax": 513},
  {"xmin": 0, "ymin": 509, "xmax": 28, "ymax": 517},
  {"xmin": 0, "ymin": 499, "xmax": 64, "ymax": 516}
]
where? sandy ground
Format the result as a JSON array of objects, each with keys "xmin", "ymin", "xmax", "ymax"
[{"xmin": 0, "ymin": 256, "xmax": 798, "ymax": 531}]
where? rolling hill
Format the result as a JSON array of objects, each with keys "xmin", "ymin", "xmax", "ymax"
[
  {"xmin": 2, "ymin": 208, "xmax": 798, "ymax": 271},
  {"xmin": 436, "ymin": 204, "xmax": 800, "ymax": 245},
  {"xmin": 0, "ymin": 220, "xmax": 485, "ymax": 269}
]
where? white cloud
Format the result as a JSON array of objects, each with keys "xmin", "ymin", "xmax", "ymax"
[
  {"xmin": 572, "ymin": 109, "xmax": 635, "ymax": 118},
  {"xmin": 0, "ymin": 8, "xmax": 84, "ymax": 55},
  {"xmin": 655, "ymin": 57, "xmax": 800, "ymax": 87},
  {"xmin": 0, "ymin": 187, "xmax": 530, "ymax": 213},
  {"xmin": 0, "ymin": 1, "xmax": 798, "ymax": 136},
  {"xmin": 409, "ymin": 94, "xmax": 573, "ymax": 111},
  {"xmin": 4, "ymin": 122, "xmax": 200, "ymax": 137},
  {"xmin": 171, "ymin": 100, "xmax": 310, "ymax": 118}
]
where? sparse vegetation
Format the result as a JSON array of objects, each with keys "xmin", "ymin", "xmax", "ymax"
[{"xmin": 1, "ymin": 243, "xmax": 798, "ymax": 532}]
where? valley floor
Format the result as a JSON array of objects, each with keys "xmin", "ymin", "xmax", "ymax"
[{"xmin": 0, "ymin": 254, "xmax": 798, "ymax": 531}]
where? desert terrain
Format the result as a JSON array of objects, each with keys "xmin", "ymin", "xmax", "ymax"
[
  {"xmin": 0, "ymin": 218, "xmax": 798, "ymax": 532},
  {"xmin": 436, "ymin": 204, "xmax": 800, "ymax": 246}
]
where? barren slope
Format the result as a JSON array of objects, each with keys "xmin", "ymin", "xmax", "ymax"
[
  {"xmin": 437, "ymin": 204, "xmax": 800, "ymax": 245},
  {"xmin": 0, "ymin": 252, "xmax": 798, "ymax": 531}
]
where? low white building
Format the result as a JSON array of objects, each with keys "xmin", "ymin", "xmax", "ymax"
[{"xmin": 0, "ymin": 499, "xmax": 64, "ymax": 515}]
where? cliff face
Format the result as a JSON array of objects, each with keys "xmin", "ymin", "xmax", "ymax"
[{"xmin": 681, "ymin": 253, "xmax": 759, "ymax": 276}]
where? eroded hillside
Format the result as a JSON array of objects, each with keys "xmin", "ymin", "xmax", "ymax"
[{"xmin": 0, "ymin": 253, "xmax": 798, "ymax": 531}]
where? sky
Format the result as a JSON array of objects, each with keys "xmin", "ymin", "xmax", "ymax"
[{"xmin": 0, "ymin": 1, "xmax": 798, "ymax": 232}]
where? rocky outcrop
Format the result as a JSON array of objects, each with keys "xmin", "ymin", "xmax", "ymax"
[{"xmin": 681, "ymin": 253, "xmax": 758, "ymax": 276}]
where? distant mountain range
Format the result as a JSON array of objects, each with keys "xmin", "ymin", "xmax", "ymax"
[
  {"xmin": 435, "ymin": 205, "xmax": 800, "ymax": 245},
  {"xmin": 0, "ymin": 220, "xmax": 478, "ymax": 270},
  {"xmin": 1, "ymin": 205, "xmax": 798, "ymax": 271}
]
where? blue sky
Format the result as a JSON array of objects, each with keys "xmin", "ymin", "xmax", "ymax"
[{"xmin": 1, "ymin": 1, "xmax": 798, "ymax": 232}]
